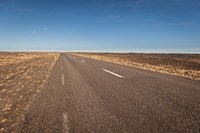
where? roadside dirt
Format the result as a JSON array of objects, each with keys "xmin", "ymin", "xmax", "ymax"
[
  {"xmin": 74, "ymin": 53, "xmax": 200, "ymax": 80},
  {"xmin": 0, "ymin": 52, "xmax": 59, "ymax": 132}
]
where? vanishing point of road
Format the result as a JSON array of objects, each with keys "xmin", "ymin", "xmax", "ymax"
[{"xmin": 19, "ymin": 53, "xmax": 200, "ymax": 133}]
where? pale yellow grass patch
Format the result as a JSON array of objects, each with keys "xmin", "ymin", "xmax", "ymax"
[{"xmin": 0, "ymin": 52, "xmax": 59, "ymax": 132}]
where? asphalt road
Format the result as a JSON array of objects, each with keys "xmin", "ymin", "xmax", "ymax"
[{"xmin": 19, "ymin": 53, "xmax": 200, "ymax": 133}]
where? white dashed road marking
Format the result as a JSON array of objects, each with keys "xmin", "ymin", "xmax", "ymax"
[
  {"xmin": 62, "ymin": 74, "xmax": 65, "ymax": 85},
  {"xmin": 62, "ymin": 113, "xmax": 69, "ymax": 133},
  {"xmin": 81, "ymin": 60, "xmax": 86, "ymax": 63},
  {"xmin": 101, "ymin": 68, "xmax": 124, "ymax": 78}
]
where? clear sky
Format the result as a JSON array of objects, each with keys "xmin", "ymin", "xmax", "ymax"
[{"xmin": 0, "ymin": 0, "xmax": 200, "ymax": 53}]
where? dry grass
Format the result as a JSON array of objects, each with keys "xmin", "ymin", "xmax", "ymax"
[
  {"xmin": 74, "ymin": 53, "xmax": 200, "ymax": 80},
  {"xmin": 0, "ymin": 52, "xmax": 59, "ymax": 132}
]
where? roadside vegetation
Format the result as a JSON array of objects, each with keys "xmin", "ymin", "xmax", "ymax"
[{"xmin": 0, "ymin": 52, "xmax": 59, "ymax": 132}]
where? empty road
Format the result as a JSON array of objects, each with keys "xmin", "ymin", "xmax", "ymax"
[{"xmin": 19, "ymin": 53, "xmax": 200, "ymax": 133}]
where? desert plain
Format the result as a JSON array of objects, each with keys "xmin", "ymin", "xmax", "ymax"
[
  {"xmin": 0, "ymin": 52, "xmax": 59, "ymax": 131},
  {"xmin": 0, "ymin": 52, "xmax": 200, "ymax": 132}
]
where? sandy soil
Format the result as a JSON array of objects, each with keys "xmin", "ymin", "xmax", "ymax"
[
  {"xmin": 0, "ymin": 52, "xmax": 59, "ymax": 132},
  {"xmin": 74, "ymin": 53, "xmax": 200, "ymax": 80}
]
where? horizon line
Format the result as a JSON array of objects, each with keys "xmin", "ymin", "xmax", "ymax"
[{"xmin": 0, "ymin": 50, "xmax": 199, "ymax": 54}]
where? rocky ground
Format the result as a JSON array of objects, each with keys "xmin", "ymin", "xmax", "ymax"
[
  {"xmin": 0, "ymin": 52, "xmax": 59, "ymax": 132},
  {"xmin": 74, "ymin": 53, "xmax": 200, "ymax": 80}
]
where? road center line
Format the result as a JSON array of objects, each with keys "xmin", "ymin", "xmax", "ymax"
[
  {"xmin": 62, "ymin": 113, "xmax": 69, "ymax": 133},
  {"xmin": 61, "ymin": 65, "xmax": 63, "ymax": 70},
  {"xmin": 81, "ymin": 60, "xmax": 86, "ymax": 63},
  {"xmin": 61, "ymin": 74, "xmax": 65, "ymax": 85},
  {"xmin": 101, "ymin": 68, "xmax": 124, "ymax": 78}
]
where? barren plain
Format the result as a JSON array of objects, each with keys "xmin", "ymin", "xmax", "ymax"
[
  {"xmin": 0, "ymin": 52, "xmax": 199, "ymax": 132},
  {"xmin": 0, "ymin": 52, "xmax": 59, "ymax": 132},
  {"xmin": 74, "ymin": 53, "xmax": 200, "ymax": 80}
]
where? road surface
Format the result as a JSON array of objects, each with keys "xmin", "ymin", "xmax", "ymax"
[{"xmin": 18, "ymin": 53, "xmax": 200, "ymax": 133}]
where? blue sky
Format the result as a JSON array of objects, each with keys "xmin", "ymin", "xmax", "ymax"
[{"xmin": 0, "ymin": 0, "xmax": 200, "ymax": 53}]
